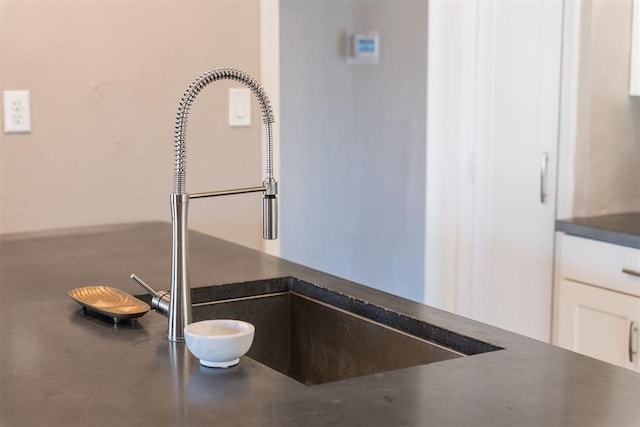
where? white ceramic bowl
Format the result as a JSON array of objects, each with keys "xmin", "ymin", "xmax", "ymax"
[{"xmin": 184, "ymin": 319, "xmax": 255, "ymax": 368}]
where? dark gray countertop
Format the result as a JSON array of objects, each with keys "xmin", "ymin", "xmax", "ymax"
[
  {"xmin": 556, "ymin": 211, "xmax": 640, "ymax": 248},
  {"xmin": 1, "ymin": 222, "xmax": 639, "ymax": 426}
]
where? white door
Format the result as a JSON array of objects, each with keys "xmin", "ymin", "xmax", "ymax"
[
  {"xmin": 557, "ymin": 279, "xmax": 640, "ymax": 372},
  {"xmin": 426, "ymin": 0, "xmax": 563, "ymax": 341}
]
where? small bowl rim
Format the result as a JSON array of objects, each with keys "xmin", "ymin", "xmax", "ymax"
[{"xmin": 184, "ymin": 319, "xmax": 255, "ymax": 339}]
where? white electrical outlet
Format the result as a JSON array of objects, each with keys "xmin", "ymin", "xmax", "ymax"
[{"xmin": 3, "ymin": 90, "xmax": 31, "ymax": 134}]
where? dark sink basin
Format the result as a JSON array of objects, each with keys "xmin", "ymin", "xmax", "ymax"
[{"xmin": 183, "ymin": 277, "xmax": 502, "ymax": 386}]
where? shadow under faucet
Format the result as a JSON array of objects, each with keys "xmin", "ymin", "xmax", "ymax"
[{"xmin": 131, "ymin": 67, "xmax": 278, "ymax": 342}]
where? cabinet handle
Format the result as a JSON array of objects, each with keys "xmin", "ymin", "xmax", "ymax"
[
  {"xmin": 539, "ymin": 152, "xmax": 548, "ymax": 204},
  {"xmin": 630, "ymin": 321, "xmax": 638, "ymax": 363},
  {"xmin": 622, "ymin": 268, "xmax": 640, "ymax": 278}
]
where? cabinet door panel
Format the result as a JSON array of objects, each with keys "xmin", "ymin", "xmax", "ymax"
[{"xmin": 557, "ymin": 279, "xmax": 640, "ymax": 372}]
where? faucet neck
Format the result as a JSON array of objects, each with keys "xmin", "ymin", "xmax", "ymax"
[{"xmin": 173, "ymin": 67, "xmax": 275, "ymax": 195}]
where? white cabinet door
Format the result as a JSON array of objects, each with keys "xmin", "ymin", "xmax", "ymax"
[
  {"xmin": 557, "ymin": 279, "xmax": 640, "ymax": 372},
  {"xmin": 425, "ymin": 0, "xmax": 563, "ymax": 341}
]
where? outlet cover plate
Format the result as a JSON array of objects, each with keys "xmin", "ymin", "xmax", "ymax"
[{"xmin": 3, "ymin": 90, "xmax": 31, "ymax": 133}]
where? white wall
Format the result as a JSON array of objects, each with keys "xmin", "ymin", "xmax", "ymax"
[
  {"xmin": 1, "ymin": 0, "xmax": 265, "ymax": 250},
  {"xmin": 279, "ymin": 0, "xmax": 428, "ymax": 301}
]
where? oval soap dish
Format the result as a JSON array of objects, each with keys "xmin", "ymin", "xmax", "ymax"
[{"xmin": 68, "ymin": 285, "xmax": 150, "ymax": 323}]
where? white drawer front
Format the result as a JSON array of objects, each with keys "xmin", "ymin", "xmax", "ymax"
[{"xmin": 560, "ymin": 234, "xmax": 640, "ymax": 297}]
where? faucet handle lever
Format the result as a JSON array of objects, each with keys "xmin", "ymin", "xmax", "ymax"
[
  {"xmin": 130, "ymin": 274, "xmax": 170, "ymax": 316},
  {"xmin": 130, "ymin": 274, "xmax": 159, "ymax": 296}
]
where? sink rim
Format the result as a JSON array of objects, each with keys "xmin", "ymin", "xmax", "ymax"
[
  {"xmin": 137, "ymin": 276, "xmax": 503, "ymax": 356},
  {"xmin": 195, "ymin": 289, "xmax": 468, "ymax": 357}
]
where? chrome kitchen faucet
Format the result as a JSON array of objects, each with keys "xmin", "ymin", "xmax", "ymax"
[{"xmin": 131, "ymin": 68, "xmax": 278, "ymax": 342}]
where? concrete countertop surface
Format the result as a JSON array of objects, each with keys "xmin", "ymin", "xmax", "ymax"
[
  {"xmin": 1, "ymin": 222, "xmax": 639, "ymax": 426},
  {"xmin": 556, "ymin": 211, "xmax": 640, "ymax": 248}
]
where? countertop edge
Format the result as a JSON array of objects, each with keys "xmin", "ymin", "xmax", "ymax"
[{"xmin": 555, "ymin": 212, "xmax": 640, "ymax": 249}]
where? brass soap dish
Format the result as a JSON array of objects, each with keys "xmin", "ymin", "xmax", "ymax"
[{"xmin": 68, "ymin": 285, "xmax": 150, "ymax": 323}]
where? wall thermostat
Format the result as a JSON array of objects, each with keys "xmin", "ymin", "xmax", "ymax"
[{"xmin": 347, "ymin": 32, "xmax": 379, "ymax": 65}]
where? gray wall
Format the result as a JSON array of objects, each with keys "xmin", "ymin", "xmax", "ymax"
[
  {"xmin": 280, "ymin": 0, "xmax": 428, "ymax": 301},
  {"xmin": 573, "ymin": 0, "xmax": 640, "ymax": 216}
]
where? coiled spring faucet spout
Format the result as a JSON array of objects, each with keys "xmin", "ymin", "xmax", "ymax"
[{"xmin": 131, "ymin": 68, "xmax": 278, "ymax": 342}]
